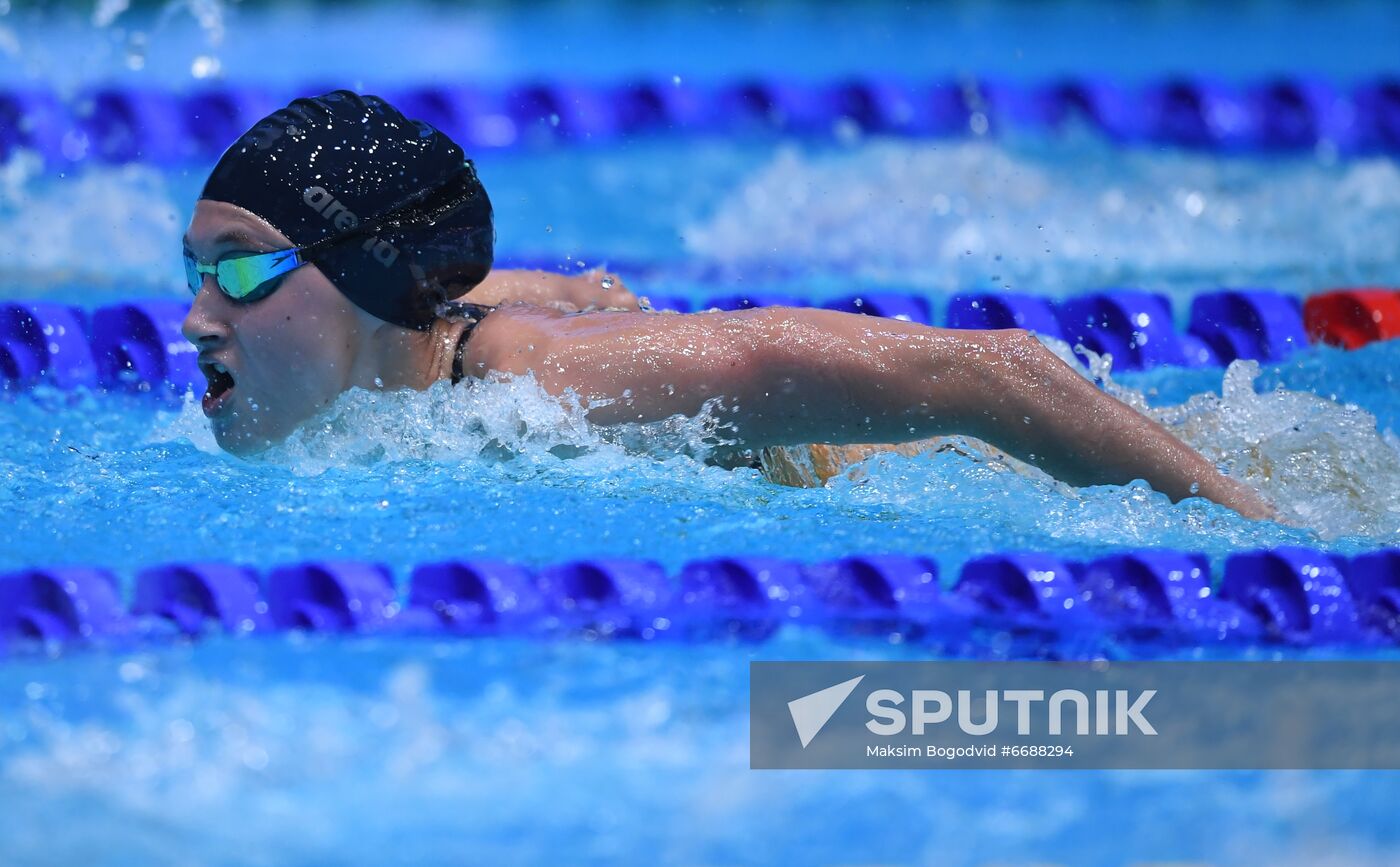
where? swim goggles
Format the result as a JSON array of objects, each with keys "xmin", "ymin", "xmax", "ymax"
[
  {"xmin": 184, "ymin": 160, "xmax": 484, "ymax": 305},
  {"xmin": 184, "ymin": 247, "xmax": 310, "ymax": 303}
]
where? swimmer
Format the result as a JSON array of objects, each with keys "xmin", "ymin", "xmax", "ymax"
[{"xmin": 182, "ymin": 91, "xmax": 1276, "ymax": 521}]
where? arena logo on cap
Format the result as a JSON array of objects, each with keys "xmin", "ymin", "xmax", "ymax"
[{"xmin": 303, "ymin": 187, "xmax": 400, "ymax": 267}]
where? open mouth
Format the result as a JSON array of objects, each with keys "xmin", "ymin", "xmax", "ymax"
[{"xmin": 199, "ymin": 360, "xmax": 237, "ymax": 417}]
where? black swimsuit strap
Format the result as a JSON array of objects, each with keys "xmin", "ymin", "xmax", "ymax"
[{"xmin": 445, "ymin": 301, "xmax": 496, "ymax": 385}]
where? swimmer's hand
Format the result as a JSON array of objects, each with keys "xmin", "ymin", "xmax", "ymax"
[
  {"xmin": 463, "ymin": 305, "xmax": 1279, "ymax": 522},
  {"xmin": 461, "ymin": 268, "xmax": 639, "ymax": 313}
]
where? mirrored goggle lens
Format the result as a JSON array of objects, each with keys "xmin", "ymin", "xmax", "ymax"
[
  {"xmin": 216, "ymin": 253, "xmax": 287, "ymax": 301},
  {"xmin": 183, "ymin": 252, "xmax": 203, "ymax": 295}
]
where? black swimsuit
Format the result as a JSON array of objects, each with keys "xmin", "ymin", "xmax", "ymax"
[{"xmin": 444, "ymin": 302, "xmax": 496, "ymax": 385}]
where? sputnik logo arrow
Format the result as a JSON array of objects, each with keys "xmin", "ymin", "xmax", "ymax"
[{"xmin": 787, "ymin": 675, "xmax": 865, "ymax": 748}]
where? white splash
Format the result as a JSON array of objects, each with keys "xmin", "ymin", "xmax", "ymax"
[
  {"xmin": 91, "ymin": 0, "xmax": 130, "ymax": 29},
  {"xmin": 686, "ymin": 140, "xmax": 1400, "ymax": 297},
  {"xmin": 1156, "ymin": 361, "xmax": 1400, "ymax": 541},
  {"xmin": 1034, "ymin": 337, "xmax": 1400, "ymax": 541},
  {"xmin": 0, "ymin": 157, "xmax": 183, "ymax": 293},
  {"xmin": 154, "ymin": 373, "xmax": 736, "ymax": 478}
]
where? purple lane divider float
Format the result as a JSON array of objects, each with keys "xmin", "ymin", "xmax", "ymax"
[
  {"xmin": 535, "ymin": 558, "xmax": 672, "ymax": 638},
  {"xmin": 945, "ymin": 292, "xmax": 1067, "ymax": 339},
  {"xmin": 265, "ymin": 561, "xmax": 397, "ymax": 633},
  {"xmin": 1188, "ymin": 290, "xmax": 1308, "ymax": 363},
  {"xmin": 0, "ymin": 281, "xmax": 1392, "ymax": 402},
  {"xmin": 676, "ymin": 557, "xmax": 807, "ymax": 639},
  {"xmin": 0, "ymin": 89, "xmax": 68, "ymax": 162},
  {"xmin": 132, "ymin": 563, "xmax": 268, "ymax": 636},
  {"xmin": 1, "ymin": 548, "xmax": 1398, "ymax": 655},
  {"xmin": 978, "ymin": 79, "xmax": 1067, "ymax": 132},
  {"xmin": 83, "ymin": 87, "xmax": 190, "ymax": 164},
  {"xmin": 89, "ymin": 300, "xmax": 200, "ymax": 398},
  {"xmin": 1352, "ymin": 79, "xmax": 1400, "ymax": 151},
  {"xmin": 1058, "ymin": 78, "xmax": 1149, "ymax": 143},
  {"xmin": 7, "ymin": 77, "xmax": 1400, "ymax": 168},
  {"xmin": 1251, "ymin": 78, "xmax": 1348, "ymax": 151},
  {"xmin": 826, "ymin": 78, "xmax": 926, "ymax": 134},
  {"xmin": 404, "ymin": 559, "xmax": 546, "ymax": 634},
  {"xmin": 1055, "ymin": 291, "xmax": 1189, "ymax": 371},
  {"xmin": 801, "ymin": 555, "xmax": 965, "ymax": 637},
  {"xmin": 954, "ymin": 552, "xmax": 1096, "ymax": 633},
  {"xmin": 823, "ymin": 292, "xmax": 933, "ymax": 324},
  {"xmin": 1347, "ymin": 550, "xmax": 1400, "ymax": 640},
  {"xmin": 505, "ymin": 82, "xmax": 619, "ymax": 143},
  {"xmin": 1219, "ymin": 547, "xmax": 1366, "ymax": 644},
  {"xmin": 182, "ymin": 86, "xmax": 279, "ymax": 159},
  {"xmin": 1077, "ymin": 551, "xmax": 1261, "ymax": 643},
  {"xmin": 0, "ymin": 567, "xmax": 127, "ymax": 644},
  {"xmin": 0, "ymin": 302, "xmax": 98, "ymax": 390}
]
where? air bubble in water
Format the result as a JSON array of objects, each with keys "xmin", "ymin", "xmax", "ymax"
[
  {"xmin": 191, "ymin": 55, "xmax": 221, "ymax": 79},
  {"xmin": 125, "ymin": 32, "xmax": 147, "ymax": 71},
  {"xmin": 600, "ymin": 276, "xmax": 615, "ymax": 290}
]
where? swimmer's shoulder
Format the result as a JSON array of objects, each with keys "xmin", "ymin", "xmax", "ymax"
[{"xmin": 459, "ymin": 302, "xmax": 655, "ymax": 380}]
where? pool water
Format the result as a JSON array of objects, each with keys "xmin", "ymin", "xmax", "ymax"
[{"xmin": 3, "ymin": 2, "xmax": 1400, "ymax": 865}]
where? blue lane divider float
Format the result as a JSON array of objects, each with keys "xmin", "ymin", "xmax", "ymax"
[
  {"xmin": 954, "ymin": 552, "xmax": 1099, "ymax": 636},
  {"xmin": 131, "ymin": 563, "xmax": 268, "ymax": 636},
  {"xmin": 1188, "ymin": 290, "xmax": 1309, "ymax": 363},
  {"xmin": 0, "ymin": 567, "xmax": 127, "ymax": 644},
  {"xmin": 1077, "ymin": 552, "xmax": 1261, "ymax": 643},
  {"xmin": 3, "ymin": 547, "xmax": 1397, "ymax": 655},
  {"xmin": 265, "ymin": 562, "xmax": 398, "ymax": 633},
  {"xmin": 402, "ymin": 559, "xmax": 547, "ymax": 635},
  {"xmin": 1218, "ymin": 548, "xmax": 1365, "ymax": 644},
  {"xmin": 89, "ymin": 301, "xmax": 201, "ymax": 397},
  {"xmin": 535, "ymin": 558, "xmax": 672, "ymax": 638},
  {"xmin": 675, "ymin": 557, "xmax": 808, "ymax": 640},
  {"xmin": 1348, "ymin": 550, "xmax": 1400, "ymax": 640},
  {"xmin": 5, "ymin": 281, "xmax": 1397, "ymax": 399},
  {"xmin": 4, "ymin": 76, "xmax": 1400, "ymax": 165},
  {"xmin": 1, "ymin": 299, "xmax": 198, "ymax": 398},
  {"xmin": 1, "ymin": 284, "xmax": 1387, "ymax": 399},
  {"xmin": 0, "ymin": 302, "xmax": 98, "ymax": 390}
]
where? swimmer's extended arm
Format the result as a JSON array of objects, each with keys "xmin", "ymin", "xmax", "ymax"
[
  {"xmin": 461, "ymin": 269, "xmax": 640, "ymax": 312},
  {"xmin": 467, "ymin": 305, "xmax": 1275, "ymax": 520}
]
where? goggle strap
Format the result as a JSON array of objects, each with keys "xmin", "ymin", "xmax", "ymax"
[{"xmin": 295, "ymin": 161, "xmax": 479, "ymax": 264}]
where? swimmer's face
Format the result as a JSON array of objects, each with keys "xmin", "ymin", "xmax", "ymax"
[{"xmin": 181, "ymin": 200, "xmax": 370, "ymax": 455}]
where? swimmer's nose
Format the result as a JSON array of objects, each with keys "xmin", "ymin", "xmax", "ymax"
[{"xmin": 181, "ymin": 288, "xmax": 232, "ymax": 350}]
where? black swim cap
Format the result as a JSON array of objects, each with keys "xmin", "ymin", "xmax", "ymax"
[{"xmin": 200, "ymin": 90, "xmax": 494, "ymax": 330}]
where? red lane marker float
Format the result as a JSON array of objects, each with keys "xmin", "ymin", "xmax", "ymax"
[{"xmin": 1303, "ymin": 288, "xmax": 1400, "ymax": 350}]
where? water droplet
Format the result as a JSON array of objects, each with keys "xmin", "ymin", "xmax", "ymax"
[
  {"xmin": 600, "ymin": 276, "xmax": 615, "ymax": 290},
  {"xmin": 124, "ymin": 32, "xmax": 146, "ymax": 70},
  {"xmin": 191, "ymin": 55, "xmax": 221, "ymax": 79}
]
